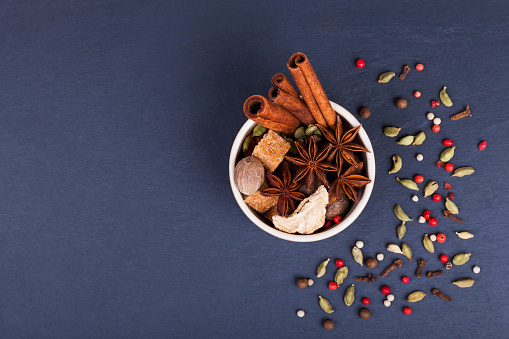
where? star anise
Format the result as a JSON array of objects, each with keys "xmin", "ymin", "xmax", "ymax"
[
  {"xmin": 328, "ymin": 162, "xmax": 371, "ymax": 203},
  {"xmin": 285, "ymin": 135, "xmax": 336, "ymax": 190},
  {"xmin": 317, "ymin": 115, "xmax": 370, "ymax": 174},
  {"xmin": 260, "ymin": 162, "xmax": 305, "ymax": 216}
]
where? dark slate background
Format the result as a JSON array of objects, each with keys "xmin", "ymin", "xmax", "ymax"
[{"xmin": 0, "ymin": 1, "xmax": 508, "ymax": 338}]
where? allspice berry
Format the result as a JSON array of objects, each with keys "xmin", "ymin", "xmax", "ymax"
[
  {"xmin": 323, "ymin": 319, "xmax": 335, "ymax": 330},
  {"xmin": 296, "ymin": 278, "xmax": 308, "ymax": 289},
  {"xmin": 396, "ymin": 98, "xmax": 408, "ymax": 109},
  {"xmin": 359, "ymin": 308, "xmax": 371, "ymax": 319},
  {"xmin": 365, "ymin": 257, "xmax": 378, "ymax": 269},
  {"xmin": 358, "ymin": 107, "xmax": 371, "ymax": 118}
]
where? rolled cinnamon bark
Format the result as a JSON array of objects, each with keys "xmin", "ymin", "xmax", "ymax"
[
  {"xmin": 287, "ymin": 52, "xmax": 336, "ymax": 130},
  {"xmin": 268, "ymin": 87, "xmax": 315, "ymax": 125},
  {"xmin": 271, "ymin": 73, "xmax": 299, "ymax": 98},
  {"xmin": 243, "ymin": 95, "xmax": 300, "ymax": 135}
]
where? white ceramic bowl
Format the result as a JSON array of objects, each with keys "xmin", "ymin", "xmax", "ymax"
[{"xmin": 229, "ymin": 101, "xmax": 375, "ymax": 242}]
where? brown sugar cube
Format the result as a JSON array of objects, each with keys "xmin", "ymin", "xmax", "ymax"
[
  {"xmin": 263, "ymin": 205, "xmax": 279, "ymax": 221},
  {"xmin": 252, "ymin": 130, "xmax": 291, "ymax": 172},
  {"xmin": 244, "ymin": 183, "xmax": 278, "ymax": 213}
]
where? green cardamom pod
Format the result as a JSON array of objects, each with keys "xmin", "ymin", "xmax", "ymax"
[
  {"xmin": 316, "ymin": 258, "xmax": 330, "ymax": 277},
  {"xmin": 313, "ymin": 128, "xmax": 323, "ymax": 137},
  {"xmin": 396, "ymin": 135, "xmax": 414, "ymax": 145},
  {"xmin": 352, "ymin": 247, "xmax": 363, "ymax": 266},
  {"xmin": 453, "ymin": 279, "xmax": 475, "ymax": 288},
  {"xmin": 305, "ymin": 124, "xmax": 318, "ymax": 136},
  {"xmin": 242, "ymin": 135, "xmax": 253, "ymax": 152},
  {"xmin": 286, "ymin": 138, "xmax": 298, "ymax": 154},
  {"xmin": 318, "ymin": 296, "xmax": 334, "ymax": 313},
  {"xmin": 334, "ymin": 266, "xmax": 349, "ymax": 286},
  {"xmin": 344, "ymin": 284, "xmax": 355, "ymax": 306},
  {"xmin": 387, "ymin": 244, "xmax": 403, "ymax": 254},
  {"xmin": 297, "ymin": 137, "xmax": 306, "ymax": 144},
  {"xmin": 440, "ymin": 86, "xmax": 453, "ymax": 107},
  {"xmin": 452, "ymin": 167, "xmax": 475, "ymax": 177},
  {"xmin": 423, "ymin": 234, "xmax": 434, "ymax": 253},
  {"xmin": 424, "ymin": 181, "xmax": 438, "ymax": 198},
  {"xmin": 394, "ymin": 205, "xmax": 413, "ymax": 221},
  {"xmin": 402, "ymin": 242, "xmax": 412, "ymax": 261},
  {"xmin": 294, "ymin": 126, "xmax": 306, "ymax": 139},
  {"xmin": 412, "ymin": 131, "xmax": 426, "ymax": 146},
  {"xmin": 452, "ymin": 253, "xmax": 471, "ymax": 266},
  {"xmin": 455, "ymin": 231, "xmax": 474, "ymax": 239},
  {"xmin": 378, "ymin": 71, "xmax": 396, "ymax": 83},
  {"xmin": 445, "ymin": 198, "xmax": 459, "ymax": 214},
  {"xmin": 383, "ymin": 126, "xmax": 401, "ymax": 137},
  {"xmin": 388, "ymin": 155, "xmax": 402, "ymax": 174},
  {"xmin": 397, "ymin": 222, "xmax": 406, "ymax": 240},
  {"xmin": 407, "ymin": 291, "xmax": 426, "ymax": 302},
  {"xmin": 396, "ymin": 177, "xmax": 419, "ymax": 191},
  {"xmin": 252, "ymin": 124, "xmax": 267, "ymax": 137},
  {"xmin": 440, "ymin": 147, "xmax": 456, "ymax": 162}
]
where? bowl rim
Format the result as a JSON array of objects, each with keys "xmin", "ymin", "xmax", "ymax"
[{"xmin": 229, "ymin": 101, "xmax": 375, "ymax": 242}]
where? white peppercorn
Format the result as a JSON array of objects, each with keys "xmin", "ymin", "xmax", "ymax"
[
  {"xmin": 297, "ymin": 310, "xmax": 305, "ymax": 317},
  {"xmin": 387, "ymin": 294, "xmax": 395, "ymax": 302},
  {"xmin": 427, "ymin": 112, "xmax": 435, "ymax": 120},
  {"xmin": 416, "ymin": 154, "xmax": 423, "ymax": 161},
  {"xmin": 356, "ymin": 240, "xmax": 364, "ymax": 249}
]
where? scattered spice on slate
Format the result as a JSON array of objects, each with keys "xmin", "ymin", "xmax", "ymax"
[
  {"xmin": 323, "ymin": 319, "xmax": 334, "ymax": 330},
  {"xmin": 366, "ymin": 257, "xmax": 378, "ymax": 269},
  {"xmin": 416, "ymin": 259, "xmax": 427, "ymax": 278},
  {"xmin": 432, "ymin": 288, "xmax": 451, "ymax": 302},
  {"xmin": 443, "ymin": 210, "xmax": 464, "ymax": 223},
  {"xmin": 297, "ymin": 278, "xmax": 308, "ymax": 289},
  {"xmin": 396, "ymin": 98, "xmax": 408, "ymax": 109},
  {"xmin": 359, "ymin": 107, "xmax": 371, "ymax": 118},
  {"xmin": 380, "ymin": 259, "xmax": 403, "ymax": 278},
  {"xmin": 359, "ymin": 308, "xmax": 371, "ymax": 319},
  {"xmin": 399, "ymin": 65, "xmax": 411, "ymax": 80},
  {"xmin": 354, "ymin": 274, "xmax": 377, "ymax": 283},
  {"xmin": 426, "ymin": 270, "xmax": 444, "ymax": 278},
  {"xmin": 450, "ymin": 106, "xmax": 471, "ymax": 120}
]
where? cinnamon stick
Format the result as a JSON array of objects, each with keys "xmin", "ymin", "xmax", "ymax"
[
  {"xmin": 243, "ymin": 95, "xmax": 301, "ymax": 135},
  {"xmin": 287, "ymin": 53, "xmax": 336, "ymax": 129},
  {"xmin": 271, "ymin": 73, "xmax": 299, "ymax": 98},
  {"xmin": 268, "ymin": 87, "xmax": 315, "ymax": 125}
]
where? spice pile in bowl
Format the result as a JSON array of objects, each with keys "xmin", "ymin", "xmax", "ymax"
[{"xmin": 233, "ymin": 53, "xmax": 372, "ymax": 235}]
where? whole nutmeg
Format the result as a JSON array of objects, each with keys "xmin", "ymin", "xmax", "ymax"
[
  {"xmin": 234, "ymin": 156, "xmax": 265, "ymax": 195},
  {"xmin": 396, "ymin": 98, "xmax": 408, "ymax": 109},
  {"xmin": 359, "ymin": 308, "xmax": 371, "ymax": 319},
  {"xmin": 296, "ymin": 278, "xmax": 308, "ymax": 289},
  {"xmin": 358, "ymin": 107, "xmax": 371, "ymax": 118},
  {"xmin": 365, "ymin": 257, "xmax": 378, "ymax": 269},
  {"xmin": 323, "ymin": 319, "xmax": 334, "ymax": 330}
]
